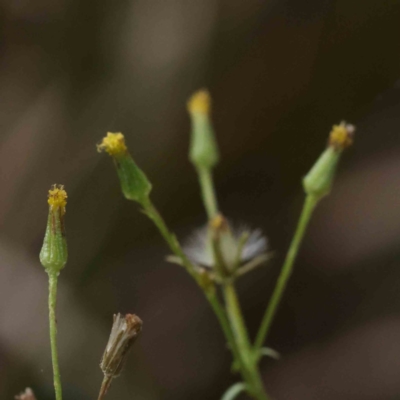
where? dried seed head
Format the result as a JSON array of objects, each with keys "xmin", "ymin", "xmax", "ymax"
[
  {"xmin": 98, "ymin": 314, "xmax": 142, "ymax": 400},
  {"xmin": 40, "ymin": 184, "xmax": 68, "ymax": 273},
  {"xmin": 184, "ymin": 215, "xmax": 268, "ymax": 275},
  {"xmin": 100, "ymin": 313, "xmax": 143, "ymax": 378},
  {"xmin": 15, "ymin": 388, "xmax": 36, "ymax": 400}
]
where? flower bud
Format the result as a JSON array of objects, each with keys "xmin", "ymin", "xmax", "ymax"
[
  {"xmin": 187, "ymin": 89, "xmax": 219, "ymax": 170},
  {"xmin": 97, "ymin": 132, "xmax": 152, "ymax": 203},
  {"xmin": 40, "ymin": 185, "xmax": 68, "ymax": 273},
  {"xmin": 303, "ymin": 122, "xmax": 355, "ymax": 200}
]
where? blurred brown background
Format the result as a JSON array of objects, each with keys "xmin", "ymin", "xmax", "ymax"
[{"xmin": 1, "ymin": 0, "xmax": 400, "ymax": 399}]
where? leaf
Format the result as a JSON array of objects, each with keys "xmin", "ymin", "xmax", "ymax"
[
  {"xmin": 260, "ymin": 347, "xmax": 280, "ymax": 360},
  {"xmin": 221, "ymin": 382, "xmax": 247, "ymax": 400}
]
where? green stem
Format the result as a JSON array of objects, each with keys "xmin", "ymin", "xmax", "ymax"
[
  {"xmin": 48, "ymin": 272, "xmax": 63, "ymax": 400},
  {"xmin": 195, "ymin": 164, "xmax": 268, "ymax": 398},
  {"xmin": 141, "ymin": 197, "xmax": 196, "ymax": 277},
  {"xmin": 197, "ymin": 167, "xmax": 218, "ymax": 219},
  {"xmin": 223, "ymin": 283, "xmax": 269, "ymax": 400},
  {"xmin": 140, "ymin": 197, "xmax": 241, "ymax": 367},
  {"xmin": 141, "ymin": 187, "xmax": 268, "ymax": 398},
  {"xmin": 223, "ymin": 283, "xmax": 252, "ymax": 363},
  {"xmin": 205, "ymin": 291, "xmax": 245, "ymax": 371},
  {"xmin": 254, "ymin": 194, "xmax": 318, "ymax": 355}
]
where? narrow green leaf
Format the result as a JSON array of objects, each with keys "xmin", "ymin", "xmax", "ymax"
[
  {"xmin": 221, "ymin": 382, "xmax": 247, "ymax": 400},
  {"xmin": 260, "ymin": 347, "xmax": 280, "ymax": 360}
]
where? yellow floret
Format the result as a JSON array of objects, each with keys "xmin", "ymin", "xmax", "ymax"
[
  {"xmin": 48, "ymin": 184, "xmax": 67, "ymax": 213},
  {"xmin": 210, "ymin": 214, "xmax": 229, "ymax": 232},
  {"xmin": 329, "ymin": 122, "xmax": 355, "ymax": 150},
  {"xmin": 187, "ymin": 89, "xmax": 211, "ymax": 115},
  {"xmin": 97, "ymin": 132, "xmax": 127, "ymax": 156}
]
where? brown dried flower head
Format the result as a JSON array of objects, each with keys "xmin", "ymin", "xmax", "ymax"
[
  {"xmin": 15, "ymin": 388, "xmax": 36, "ymax": 400},
  {"xmin": 100, "ymin": 313, "xmax": 143, "ymax": 378}
]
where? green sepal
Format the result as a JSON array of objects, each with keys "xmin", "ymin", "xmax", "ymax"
[
  {"xmin": 303, "ymin": 147, "xmax": 341, "ymax": 201},
  {"xmin": 40, "ymin": 209, "xmax": 67, "ymax": 273},
  {"xmin": 114, "ymin": 153, "xmax": 152, "ymax": 203},
  {"xmin": 189, "ymin": 113, "xmax": 219, "ymax": 170}
]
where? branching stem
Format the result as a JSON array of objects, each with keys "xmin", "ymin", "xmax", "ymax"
[
  {"xmin": 223, "ymin": 282, "xmax": 269, "ymax": 400},
  {"xmin": 140, "ymin": 197, "xmax": 241, "ymax": 368}
]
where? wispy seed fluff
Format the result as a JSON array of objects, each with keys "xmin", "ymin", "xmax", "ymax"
[{"xmin": 184, "ymin": 219, "xmax": 268, "ymax": 270}]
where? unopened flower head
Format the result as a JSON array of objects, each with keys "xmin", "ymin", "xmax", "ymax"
[
  {"xmin": 187, "ymin": 89, "xmax": 219, "ymax": 170},
  {"xmin": 184, "ymin": 214, "xmax": 268, "ymax": 275},
  {"xmin": 15, "ymin": 388, "xmax": 36, "ymax": 400},
  {"xmin": 97, "ymin": 132, "xmax": 152, "ymax": 203},
  {"xmin": 40, "ymin": 184, "xmax": 68, "ymax": 273},
  {"xmin": 303, "ymin": 121, "xmax": 355, "ymax": 200},
  {"xmin": 100, "ymin": 313, "xmax": 143, "ymax": 379},
  {"xmin": 97, "ymin": 132, "xmax": 127, "ymax": 156}
]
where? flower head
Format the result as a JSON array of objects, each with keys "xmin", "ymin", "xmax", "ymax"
[
  {"xmin": 303, "ymin": 121, "xmax": 355, "ymax": 200},
  {"xmin": 48, "ymin": 184, "xmax": 67, "ymax": 214},
  {"xmin": 40, "ymin": 184, "xmax": 68, "ymax": 273},
  {"xmin": 97, "ymin": 132, "xmax": 127, "ymax": 156},
  {"xmin": 184, "ymin": 215, "xmax": 268, "ymax": 275},
  {"xmin": 329, "ymin": 122, "xmax": 355, "ymax": 151},
  {"xmin": 187, "ymin": 89, "xmax": 211, "ymax": 115},
  {"xmin": 97, "ymin": 132, "xmax": 152, "ymax": 203},
  {"xmin": 187, "ymin": 89, "xmax": 219, "ymax": 170}
]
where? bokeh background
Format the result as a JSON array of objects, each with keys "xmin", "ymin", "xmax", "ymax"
[{"xmin": 1, "ymin": 0, "xmax": 400, "ymax": 399}]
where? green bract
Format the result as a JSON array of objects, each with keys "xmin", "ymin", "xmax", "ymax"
[{"xmin": 40, "ymin": 186, "xmax": 68, "ymax": 273}]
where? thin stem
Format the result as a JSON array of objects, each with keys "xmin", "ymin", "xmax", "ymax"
[
  {"xmin": 141, "ymin": 190, "xmax": 269, "ymax": 398},
  {"xmin": 223, "ymin": 283, "xmax": 269, "ymax": 400},
  {"xmin": 141, "ymin": 197, "xmax": 196, "ymax": 278},
  {"xmin": 48, "ymin": 272, "xmax": 63, "ymax": 400},
  {"xmin": 254, "ymin": 194, "xmax": 318, "ymax": 355},
  {"xmin": 140, "ymin": 197, "xmax": 241, "ymax": 366},
  {"xmin": 197, "ymin": 167, "xmax": 218, "ymax": 219},
  {"xmin": 195, "ymin": 163, "xmax": 268, "ymax": 398},
  {"xmin": 223, "ymin": 283, "xmax": 252, "ymax": 364},
  {"xmin": 205, "ymin": 291, "xmax": 245, "ymax": 372}
]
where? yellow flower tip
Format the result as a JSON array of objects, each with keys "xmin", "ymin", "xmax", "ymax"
[
  {"xmin": 187, "ymin": 89, "xmax": 211, "ymax": 115},
  {"xmin": 97, "ymin": 132, "xmax": 127, "ymax": 156},
  {"xmin": 209, "ymin": 213, "xmax": 229, "ymax": 232},
  {"xmin": 48, "ymin": 184, "xmax": 67, "ymax": 213},
  {"xmin": 329, "ymin": 121, "xmax": 355, "ymax": 150}
]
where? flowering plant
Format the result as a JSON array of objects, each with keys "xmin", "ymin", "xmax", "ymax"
[{"xmin": 19, "ymin": 90, "xmax": 354, "ymax": 400}]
